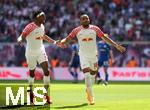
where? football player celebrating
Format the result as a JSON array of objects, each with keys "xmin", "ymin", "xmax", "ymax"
[
  {"xmin": 60, "ymin": 14, "xmax": 125, "ymax": 105},
  {"xmin": 17, "ymin": 10, "xmax": 59, "ymax": 105}
]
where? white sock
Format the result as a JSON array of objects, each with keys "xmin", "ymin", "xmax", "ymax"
[
  {"xmin": 28, "ymin": 76, "xmax": 34, "ymax": 91},
  {"xmin": 43, "ymin": 75, "xmax": 50, "ymax": 93},
  {"xmin": 43, "ymin": 75, "xmax": 50, "ymax": 85},
  {"xmin": 28, "ymin": 76, "xmax": 34, "ymax": 85},
  {"xmin": 84, "ymin": 72, "xmax": 93, "ymax": 97},
  {"xmin": 91, "ymin": 75, "xmax": 96, "ymax": 84}
]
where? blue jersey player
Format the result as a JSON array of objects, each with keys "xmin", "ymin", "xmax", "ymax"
[
  {"xmin": 97, "ymin": 41, "xmax": 114, "ymax": 85},
  {"xmin": 68, "ymin": 42, "xmax": 80, "ymax": 83}
]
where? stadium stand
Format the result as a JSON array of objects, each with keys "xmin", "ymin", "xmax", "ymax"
[{"xmin": 0, "ymin": 0, "xmax": 150, "ymax": 67}]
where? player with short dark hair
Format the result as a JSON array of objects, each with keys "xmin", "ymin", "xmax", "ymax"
[
  {"xmin": 59, "ymin": 14, "xmax": 126, "ymax": 105},
  {"xmin": 17, "ymin": 10, "xmax": 59, "ymax": 105}
]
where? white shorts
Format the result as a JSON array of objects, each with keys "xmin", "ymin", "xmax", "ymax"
[
  {"xmin": 25, "ymin": 50, "xmax": 48, "ymax": 70},
  {"xmin": 79, "ymin": 55, "xmax": 98, "ymax": 70}
]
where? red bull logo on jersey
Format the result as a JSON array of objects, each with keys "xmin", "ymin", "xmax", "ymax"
[{"xmin": 82, "ymin": 38, "xmax": 93, "ymax": 42}]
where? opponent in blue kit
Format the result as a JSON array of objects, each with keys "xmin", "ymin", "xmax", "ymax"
[
  {"xmin": 68, "ymin": 42, "xmax": 80, "ymax": 83},
  {"xmin": 97, "ymin": 41, "xmax": 114, "ymax": 85}
]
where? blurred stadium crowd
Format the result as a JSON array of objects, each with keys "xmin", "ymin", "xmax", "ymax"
[{"xmin": 0, "ymin": 0, "xmax": 150, "ymax": 67}]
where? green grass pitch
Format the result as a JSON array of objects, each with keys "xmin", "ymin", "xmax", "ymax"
[
  {"xmin": 0, "ymin": 81, "xmax": 150, "ymax": 110},
  {"xmin": 50, "ymin": 83, "xmax": 150, "ymax": 110}
]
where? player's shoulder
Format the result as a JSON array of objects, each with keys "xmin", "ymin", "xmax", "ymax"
[
  {"xmin": 25, "ymin": 22, "xmax": 35, "ymax": 27},
  {"xmin": 89, "ymin": 25, "xmax": 99, "ymax": 29},
  {"xmin": 22, "ymin": 22, "xmax": 38, "ymax": 36},
  {"xmin": 73, "ymin": 26, "xmax": 82, "ymax": 31},
  {"xmin": 89, "ymin": 25, "xmax": 101, "ymax": 32},
  {"xmin": 72, "ymin": 26, "xmax": 83, "ymax": 34},
  {"xmin": 24, "ymin": 22, "xmax": 37, "ymax": 29}
]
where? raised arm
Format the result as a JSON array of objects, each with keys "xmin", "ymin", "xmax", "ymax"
[
  {"xmin": 17, "ymin": 23, "xmax": 37, "ymax": 45},
  {"xmin": 101, "ymin": 34, "xmax": 125, "ymax": 53},
  {"xmin": 61, "ymin": 27, "xmax": 80, "ymax": 44},
  {"xmin": 42, "ymin": 35, "xmax": 57, "ymax": 44},
  {"xmin": 93, "ymin": 25, "xmax": 126, "ymax": 53},
  {"xmin": 60, "ymin": 31, "xmax": 75, "ymax": 44}
]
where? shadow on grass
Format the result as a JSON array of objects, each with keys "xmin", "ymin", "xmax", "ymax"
[
  {"xmin": 0, "ymin": 103, "xmax": 50, "ymax": 109},
  {"xmin": 52, "ymin": 103, "xmax": 88, "ymax": 109}
]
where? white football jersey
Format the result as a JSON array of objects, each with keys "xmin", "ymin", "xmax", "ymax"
[
  {"xmin": 67, "ymin": 25, "xmax": 104, "ymax": 58},
  {"xmin": 22, "ymin": 22, "xmax": 45, "ymax": 54}
]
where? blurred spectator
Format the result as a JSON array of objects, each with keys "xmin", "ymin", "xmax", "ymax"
[
  {"xmin": 51, "ymin": 56, "xmax": 59, "ymax": 68},
  {"xmin": 0, "ymin": 0, "xmax": 149, "ymax": 42},
  {"xmin": 0, "ymin": 62, "xmax": 3, "ymax": 67},
  {"xmin": 59, "ymin": 61, "xmax": 68, "ymax": 67},
  {"xmin": 146, "ymin": 59, "xmax": 150, "ymax": 67},
  {"xmin": 22, "ymin": 61, "xmax": 27, "ymax": 67},
  {"xmin": 0, "ymin": 43, "xmax": 149, "ymax": 67},
  {"xmin": 126, "ymin": 56, "xmax": 138, "ymax": 67}
]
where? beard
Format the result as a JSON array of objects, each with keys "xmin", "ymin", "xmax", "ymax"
[
  {"xmin": 82, "ymin": 23, "xmax": 89, "ymax": 28},
  {"xmin": 82, "ymin": 21, "xmax": 90, "ymax": 27}
]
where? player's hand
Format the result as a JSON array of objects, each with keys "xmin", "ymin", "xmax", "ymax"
[
  {"xmin": 116, "ymin": 45, "xmax": 126, "ymax": 53},
  {"xmin": 55, "ymin": 40, "xmax": 61, "ymax": 46},
  {"xmin": 56, "ymin": 39, "xmax": 67, "ymax": 48},
  {"xmin": 59, "ymin": 43, "xmax": 67, "ymax": 48},
  {"xmin": 17, "ymin": 37, "xmax": 23, "ymax": 46},
  {"xmin": 54, "ymin": 40, "xmax": 59, "ymax": 45},
  {"xmin": 55, "ymin": 40, "xmax": 67, "ymax": 48},
  {"xmin": 60, "ymin": 38, "xmax": 67, "ymax": 45}
]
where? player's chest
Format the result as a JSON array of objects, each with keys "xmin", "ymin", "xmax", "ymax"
[
  {"xmin": 33, "ymin": 27, "xmax": 44, "ymax": 36},
  {"xmin": 29, "ymin": 27, "xmax": 45, "ymax": 39},
  {"xmin": 77, "ymin": 29, "xmax": 96, "ymax": 42}
]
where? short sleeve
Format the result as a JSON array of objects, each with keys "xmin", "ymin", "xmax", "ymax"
[{"xmin": 21, "ymin": 22, "xmax": 37, "ymax": 37}]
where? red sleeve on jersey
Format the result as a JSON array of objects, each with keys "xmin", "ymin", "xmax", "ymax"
[
  {"xmin": 90, "ymin": 25, "xmax": 104, "ymax": 38},
  {"xmin": 22, "ymin": 22, "xmax": 38, "ymax": 37},
  {"xmin": 67, "ymin": 26, "xmax": 82, "ymax": 39}
]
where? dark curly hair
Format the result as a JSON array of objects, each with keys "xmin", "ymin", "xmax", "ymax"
[{"xmin": 32, "ymin": 10, "xmax": 43, "ymax": 20}]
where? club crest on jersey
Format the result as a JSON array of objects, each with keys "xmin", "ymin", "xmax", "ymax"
[{"xmin": 82, "ymin": 38, "xmax": 93, "ymax": 42}]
